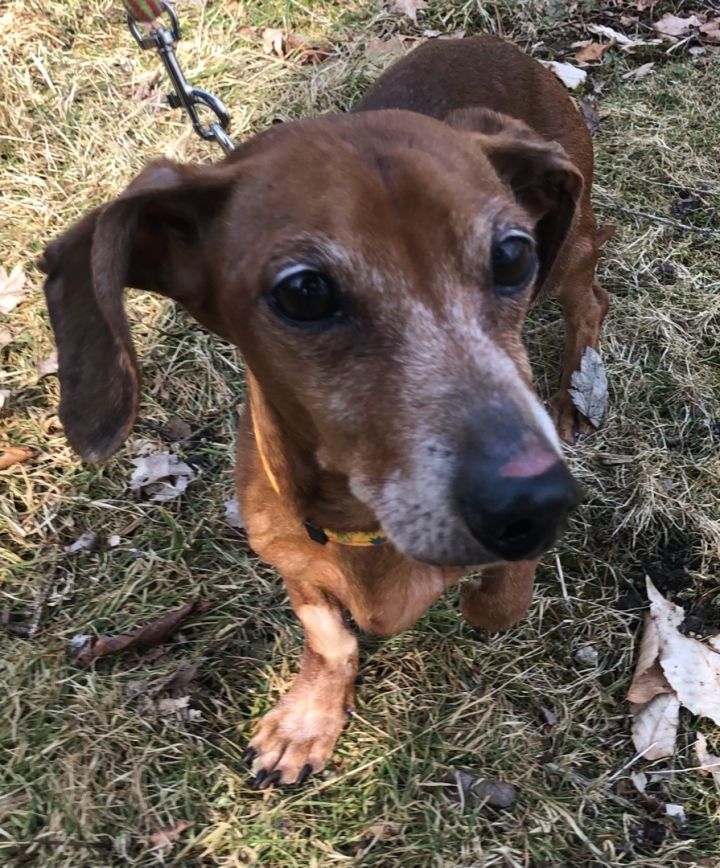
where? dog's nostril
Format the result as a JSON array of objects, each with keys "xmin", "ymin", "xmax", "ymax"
[{"xmin": 500, "ymin": 518, "xmax": 534, "ymax": 543}]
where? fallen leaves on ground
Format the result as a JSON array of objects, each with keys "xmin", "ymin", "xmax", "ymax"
[
  {"xmin": 148, "ymin": 820, "xmax": 192, "ymax": 851},
  {"xmin": 569, "ymin": 346, "xmax": 608, "ymax": 429},
  {"xmin": 161, "ymin": 416, "xmax": 192, "ymax": 442},
  {"xmin": 71, "ymin": 599, "xmax": 211, "ymax": 666},
  {"xmin": 695, "ymin": 733, "xmax": 720, "ymax": 785},
  {"xmin": 239, "ymin": 26, "xmax": 332, "ymax": 64},
  {"xmin": 366, "ymin": 34, "xmax": 419, "ymax": 59},
  {"xmin": 653, "ymin": 13, "xmax": 702, "ymax": 40},
  {"xmin": 628, "ymin": 578, "xmax": 720, "ymax": 759},
  {"xmin": 541, "ymin": 61, "xmax": 587, "ymax": 90},
  {"xmin": 622, "ymin": 61, "xmax": 655, "ymax": 81},
  {"xmin": 224, "ymin": 497, "xmax": 244, "ymax": 529},
  {"xmin": 575, "ymin": 41, "xmax": 614, "ymax": 64},
  {"xmin": 0, "ymin": 267, "xmax": 27, "ymax": 314},
  {"xmin": 389, "ymin": 0, "xmax": 427, "ymax": 23},
  {"xmin": 0, "ymin": 325, "xmax": 13, "ymax": 347},
  {"xmin": 130, "ymin": 451, "xmax": 195, "ymax": 502},
  {"xmin": 36, "ymin": 352, "xmax": 58, "ymax": 379},
  {"xmin": 64, "ymin": 532, "xmax": 98, "ymax": 555},
  {"xmin": 0, "ymin": 445, "xmax": 38, "ymax": 471},
  {"xmin": 134, "ymin": 69, "xmax": 161, "ymax": 100}
]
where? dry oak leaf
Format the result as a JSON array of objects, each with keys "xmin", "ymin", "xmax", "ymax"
[
  {"xmin": 700, "ymin": 19, "xmax": 720, "ymax": 44},
  {"xmin": 575, "ymin": 41, "xmax": 614, "ymax": 64},
  {"xmin": 390, "ymin": 0, "xmax": 427, "ymax": 23},
  {"xmin": 0, "ymin": 267, "xmax": 27, "ymax": 314},
  {"xmin": 587, "ymin": 24, "xmax": 636, "ymax": 46},
  {"xmin": 0, "ymin": 445, "xmax": 38, "ymax": 471},
  {"xmin": 540, "ymin": 61, "xmax": 587, "ymax": 90},
  {"xmin": 622, "ymin": 61, "xmax": 655, "ymax": 81},
  {"xmin": 148, "ymin": 819, "xmax": 192, "ymax": 851},
  {"xmin": 653, "ymin": 13, "xmax": 702, "ymax": 41},
  {"xmin": 130, "ymin": 452, "xmax": 195, "ymax": 502},
  {"xmin": 366, "ymin": 34, "xmax": 418, "ymax": 59},
  {"xmin": 695, "ymin": 733, "xmax": 720, "ymax": 785},
  {"xmin": 569, "ymin": 346, "xmax": 608, "ymax": 428},
  {"xmin": 262, "ymin": 27, "xmax": 285, "ymax": 57},
  {"xmin": 72, "ymin": 599, "xmax": 211, "ymax": 666}
]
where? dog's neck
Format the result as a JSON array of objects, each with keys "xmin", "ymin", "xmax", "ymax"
[{"xmin": 246, "ymin": 371, "xmax": 380, "ymax": 534}]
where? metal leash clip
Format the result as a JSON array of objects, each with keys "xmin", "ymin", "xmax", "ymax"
[{"xmin": 125, "ymin": 0, "xmax": 235, "ymax": 154}]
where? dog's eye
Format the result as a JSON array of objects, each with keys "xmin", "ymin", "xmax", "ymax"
[
  {"xmin": 491, "ymin": 232, "xmax": 537, "ymax": 294},
  {"xmin": 270, "ymin": 267, "xmax": 343, "ymax": 324}
]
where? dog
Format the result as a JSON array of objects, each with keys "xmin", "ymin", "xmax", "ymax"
[{"xmin": 41, "ymin": 35, "xmax": 608, "ymax": 789}]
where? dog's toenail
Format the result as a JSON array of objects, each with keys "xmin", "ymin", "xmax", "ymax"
[
  {"xmin": 264, "ymin": 769, "xmax": 282, "ymax": 788},
  {"xmin": 252, "ymin": 768, "xmax": 268, "ymax": 789},
  {"xmin": 244, "ymin": 747, "xmax": 257, "ymax": 765},
  {"xmin": 296, "ymin": 763, "xmax": 314, "ymax": 785}
]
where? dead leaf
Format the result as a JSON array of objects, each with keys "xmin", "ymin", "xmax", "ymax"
[
  {"xmin": 134, "ymin": 69, "xmax": 161, "ymax": 100},
  {"xmin": 540, "ymin": 61, "xmax": 587, "ymax": 90},
  {"xmin": 653, "ymin": 13, "xmax": 702, "ymax": 41},
  {"xmin": 0, "ymin": 325, "xmax": 13, "ymax": 347},
  {"xmin": 0, "ymin": 445, "xmax": 38, "ymax": 471},
  {"xmin": 148, "ymin": 819, "xmax": 192, "ymax": 851},
  {"xmin": 0, "ymin": 389, "xmax": 11, "ymax": 414},
  {"xmin": 629, "ymin": 579, "xmax": 720, "ymax": 760},
  {"xmin": 36, "ymin": 352, "xmax": 58, "ymax": 379},
  {"xmin": 700, "ymin": 19, "xmax": 720, "ymax": 44},
  {"xmin": 130, "ymin": 452, "xmax": 195, "ymax": 502},
  {"xmin": 224, "ymin": 497, "xmax": 244, "ymax": 529},
  {"xmin": 587, "ymin": 24, "xmax": 635, "ymax": 46},
  {"xmin": 0, "ymin": 267, "xmax": 27, "ymax": 314},
  {"xmin": 125, "ymin": 660, "xmax": 199, "ymax": 701},
  {"xmin": 647, "ymin": 579, "xmax": 720, "ymax": 724},
  {"xmin": 575, "ymin": 41, "xmax": 613, "ymax": 64},
  {"xmin": 622, "ymin": 61, "xmax": 655, "ymax": 81},
  {"xmin": 366, "ymin": 35, "xmax": 417, "ymax": 59},
  {"xmin": 353, "ymin": 823, "xmax": 396, "ymax": 856},
  {"xmin": 390, "ymin": 0, "xmax": 427, "ymax": 23},
  {"xmin": 161, "ymin": 416, "xmax": 192, "ymax": 441},
  {"xmin": 636, "ymin": 0, "xmax": 657, "ymax": 10},
  {"xmin": 569, "ymin": 346, "xmax": 608, "ymax": 429},
  {"xmin": 695, "ymin": 733, "xmax": 720, "ymax": 785},
  {"xmin": 578, "ymin": 96, "xmax": 600, "ymax": 135},
  {"xmin": 71, "ymin": 599, "xmax": 211, "ymax": 666},
  {"xmin": 446, "ymin": 770, "xmax": 517, "ymax": 808},
  {"xmin": 157, "ymin": 695, "xmax": 191, "ymax": 714},
  {"xmin": 665, "ymin": 803, "xmax": 686, "ymax": 825},
  {"xmin": 630, "ymin": 771, "xmax": 648, "ymax": 793},
  {"xmin": 631, "ymin": 692, "xmax": 681, "ymax": 760},
  {"xmin": 262, "ymin": 27, "xmax": 285, "ymax": 57},
  {"xmin": 284, "ymin": 33, "xmax": 333, "ymax": 65},
  {"xmin": 64, "ymin": 532, "xmax": 98, "ymax": 555}
]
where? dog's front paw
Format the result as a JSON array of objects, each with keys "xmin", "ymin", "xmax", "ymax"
[
  {"xmin": 549, "ymin": 389, "xmax": 596, "ymax": 444},
  {"xmin": 246, "ymin": 686, "xmax": 351, "ymax": 789}
]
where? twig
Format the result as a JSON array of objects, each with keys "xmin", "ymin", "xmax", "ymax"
[
  {"xmin": 607, "ymin": 204, "xmax": 717, "ymax": 235},
  {"xmin": 544, "ymin": 762, "xmax": 634, "ymax": 809}
]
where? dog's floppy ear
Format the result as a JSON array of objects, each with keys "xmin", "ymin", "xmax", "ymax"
[
  {"xmin": 41, "ymin": 159, "xmax": 234, "ymax": 463},
  {"xmin": 446, "ymin": 107, "xmax": 584, "ymax": 296}
]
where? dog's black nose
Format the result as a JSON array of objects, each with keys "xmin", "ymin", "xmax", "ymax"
[{"xmin": 454, "ymin": 456, "xmax": 582, "ymax": 561}]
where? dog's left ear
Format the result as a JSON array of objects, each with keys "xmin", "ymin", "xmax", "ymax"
[{"xmin": 446, "ymin": 107, "xmax": 584, "ymax": 296}]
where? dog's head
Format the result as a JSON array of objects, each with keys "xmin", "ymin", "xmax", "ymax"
[{"xmin": 42, "ymin": 109, "xmax": 582, "ymax": 566}]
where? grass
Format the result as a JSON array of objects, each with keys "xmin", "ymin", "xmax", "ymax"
[{"xmin": 2, "ymin": 0, "xmax": 720, "ymax": 864}]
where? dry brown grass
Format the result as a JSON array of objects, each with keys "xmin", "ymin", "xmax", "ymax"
[{"xmin": 2, "ymin": 1, "xmax": 720, "ymax": 865}]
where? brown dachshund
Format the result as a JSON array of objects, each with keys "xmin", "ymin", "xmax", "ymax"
[{"xmin": 41, "ymin": 36, "xmax": 608, "ymax": 788}]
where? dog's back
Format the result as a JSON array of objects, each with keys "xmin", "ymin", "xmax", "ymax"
[{"xmin": 356, "ymin": 36, "xmax": 592, "ymax": 183}]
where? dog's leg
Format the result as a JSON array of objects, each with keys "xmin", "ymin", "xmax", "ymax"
[
  {"xmin": 460, "ymin": 559, "xmax": 538, "ymax": 632},
  {"xmin": 549, "ymin": 241, "xmax": 609, "ymax": 443},
  {"xmin": 248, "ymin": 586, "xmax": 358, "ymax": 788}
]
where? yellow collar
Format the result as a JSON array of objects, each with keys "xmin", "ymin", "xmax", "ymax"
[{"xmin": 251, "ymin": 412, "xmax": 387, "ymax": 547}]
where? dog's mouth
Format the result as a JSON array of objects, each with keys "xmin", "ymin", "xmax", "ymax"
[{"xmin": 358, "ymin": 454, "xmax": 581, "ymax": 568}]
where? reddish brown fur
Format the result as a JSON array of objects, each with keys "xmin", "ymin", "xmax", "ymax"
[{"xmin": 41, "ymin": 36, "xmax": 608, "ymax": 787}]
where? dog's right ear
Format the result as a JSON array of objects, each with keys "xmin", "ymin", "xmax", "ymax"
[{"xmin": 41, "ymin": 159, "xmax": 235, "ymax": 463}]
